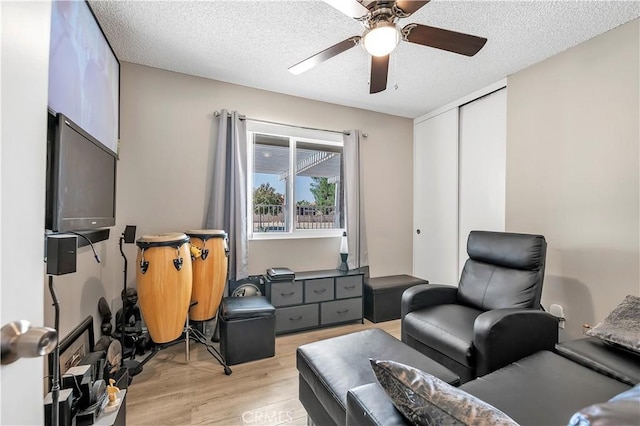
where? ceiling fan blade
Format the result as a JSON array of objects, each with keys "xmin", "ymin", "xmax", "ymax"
[
  {"xmin": 402, "ymin": 23, "xmax": 487, "ymax": 56},
  {"xmin": 370, "ymin": 54, "xmax": 389, "ymax": 94},
  {"xmin": 289, "ymin": 37, "xmax": 361, "ymax": 75},
  {"xmin": 322, "ymin": 0, "xmax": 369, "ymax": 19},
  {"xmin": 394, "ymin": 0, "xmax": 430, "ymax": 17}
]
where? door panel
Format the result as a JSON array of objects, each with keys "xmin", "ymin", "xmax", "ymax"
[
  {"xmin": 1, "ymin": 2, "xmax": 51, "ymax": 424},
  {"xmin": 413, "ymin": 109, "xmax": 459, "ymax": 285},
  {"xmin": 458, "ymin": 89, "xmax": 507, "ymax": 273}
]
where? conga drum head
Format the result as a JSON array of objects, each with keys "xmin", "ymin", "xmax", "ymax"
[
  {"xmin": 185, "ymin": 229, "xmax": 229, "ymax": 321},
  {"xmin": 136, "ymin": 232, "xmax": 190, "ymax": 249},
  {"xmin": 184, "ymin": 229, "xmax": 227, "ymax": 240},
  {"xmin": 136, "ymin": 233, "xmax": 192, "ymax": 344}
]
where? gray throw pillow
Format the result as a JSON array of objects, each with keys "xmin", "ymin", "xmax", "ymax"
[
  {"xmin": 568, "ymin": 384, "xmax": 640, "ymax": 426},
  {"xmin": 370, "ymin": 359, "xmax": 518, "ymax": 426},
  {"xmin": 586, "ymin": 295, "xmax": 640, "ymax": 353}
]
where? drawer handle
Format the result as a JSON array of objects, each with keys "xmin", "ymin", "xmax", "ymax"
[
  {"xmin": 337, "ymin": 309, "xmax": 349, "ymax": 315},
  {"xmin": 280, "ymin": 291, "xmax": 296, "ymax": 297},
  {"xmin": 289, "ymin": 315, "xmax": 303, "ymax": 322},
  {"xmin": 313, "ymin": 289, "xmax": 326, "ymax": 294},
  {"xmin": 343, "ymin": 285, "xmax": 356, "ymax": 290}
]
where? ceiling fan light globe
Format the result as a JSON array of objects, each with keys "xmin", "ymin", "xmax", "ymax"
[{"xmin": 363, "ymin": 25, "xmax": 400, "ymax": 57}]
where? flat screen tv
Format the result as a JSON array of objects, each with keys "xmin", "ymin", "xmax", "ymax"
[
  {"xmin": 48, "ymin": 0, "xmax": 120, "ymax": 154},
  {"xmin": 46, "ymin": 113, "xmax": 117, "ymax": 232}
]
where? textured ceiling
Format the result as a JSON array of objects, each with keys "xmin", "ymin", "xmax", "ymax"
[{"xmin": 90, "ymin": 1, "xmax": 640, "ymax": 118}]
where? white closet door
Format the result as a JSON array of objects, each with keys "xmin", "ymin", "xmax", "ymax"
[
  {"xmin": 458, "ymin": 88, "xmax": 507, "ymax": 273},
  {"xmin": 413, "ymin": 109, "xmax": 459, "ymax": 284}
]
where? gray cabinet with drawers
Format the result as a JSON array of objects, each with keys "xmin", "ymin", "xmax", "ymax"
[{"xmin": 266, "ymin": 269, "xmax": 365, "ymax": 334}]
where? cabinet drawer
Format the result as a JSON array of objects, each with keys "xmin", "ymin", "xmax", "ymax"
[
  {"xmin": 335, "ymin": 275, "xmax": 363, "ymax": 299},
  {"xmin": 269, "ymin": 281, "xmax": 303, "ymax": 307},
  {"xmin": 305, "ymin": 278, "xmax": 334, "ymax": 303},
  {"xmin": 276, "ymin": 304, "xmax": 319, "ymax": 333},
  {"xmin": 321, "ymin": 298, "xmax": 362, "ymax": 325}
]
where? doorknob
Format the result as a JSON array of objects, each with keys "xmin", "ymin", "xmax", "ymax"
[
  {"xmin": 416, "ymin": 229, "xmax": 421, "ymax": 234},
  {"xmin": 1, "ymin": 320, "xmax": 57, "ymax": 365}
]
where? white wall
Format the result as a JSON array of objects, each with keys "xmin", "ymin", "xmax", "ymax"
[
  {"xmin": 1, "ymin": 2, "xmax": 52, "ymax": 424},
  {"xmin": 506, "ymin": 19, "xmax": 640, "ymax": 338}
]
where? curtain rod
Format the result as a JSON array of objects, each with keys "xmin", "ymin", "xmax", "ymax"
[{"xmin": 213, "ymin": 111, "xmax": 368, "ymax": 138}]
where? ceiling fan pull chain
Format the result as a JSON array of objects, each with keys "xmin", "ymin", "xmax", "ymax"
[{"xmin": 394, "ymin": 50, "xmax": 399, "ymax": 90}]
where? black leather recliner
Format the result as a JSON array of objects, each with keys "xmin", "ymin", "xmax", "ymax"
[{"xmin": 401, "ymin": 230, "xmax": 558, "ymax": 383}]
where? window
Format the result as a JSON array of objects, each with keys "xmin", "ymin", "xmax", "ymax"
[{"xmin": 247, "ymin": 122, "xmax": 345, "ymax": 239}]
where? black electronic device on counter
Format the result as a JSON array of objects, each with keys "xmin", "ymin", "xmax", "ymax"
[{"xmin": 266, "ymin": 267, "xmax": 295, "ymax": 281}]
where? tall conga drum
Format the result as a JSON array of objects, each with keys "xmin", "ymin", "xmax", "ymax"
[
  {"xmin": 136, "ymin": 233, "xmax": 192, "ymax": 344},
  {"xmin": 185, "ymin": 229, "xmax": 228, "ymax": 321}
]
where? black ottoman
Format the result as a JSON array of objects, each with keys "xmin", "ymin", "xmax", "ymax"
[
  {"xmin": 297, "ymin": 328, "xmax": 459, "ymax": 426},
  {"xmin": 364, "ymin": 275, "xmax": 428, "ymax": 323},
  {"xmin": 219, "ymin": 296, "xmax": 276, "ymax": 365}
]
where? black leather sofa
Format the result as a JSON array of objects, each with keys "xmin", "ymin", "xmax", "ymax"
[{"xmin": 345, "ymin": 336, "xmax": 640, "ymax": 426}]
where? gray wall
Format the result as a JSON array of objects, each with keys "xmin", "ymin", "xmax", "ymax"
[{"xmin": 506, "ymin": 19, "xmax": 639, "ymax": 338}]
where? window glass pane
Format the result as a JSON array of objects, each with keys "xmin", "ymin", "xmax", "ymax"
[
  {"xmin": 253, "ymin": 134, "xmax": 289, "ymax": 232},
  {"xmin": 295, "ymin": 144, "xmax": 343, "ymax": 230}
]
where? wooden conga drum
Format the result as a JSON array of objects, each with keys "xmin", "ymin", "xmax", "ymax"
[
  {"xmin": 185, "ymin": 229, "xmax": 228, "ymax": 321},
  {"xmin": 136, "ymin": 233, "xmax": 192, "ymax": 344}
]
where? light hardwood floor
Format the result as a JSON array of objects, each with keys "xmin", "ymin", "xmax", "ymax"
[{"xmin": 125, "ymin": 320, "xmax": 401, "ymax": 425}]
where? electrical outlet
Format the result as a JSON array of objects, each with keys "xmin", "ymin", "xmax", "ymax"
[{"xmin": 550, "ymin": 304, "xmax": 566, "ymax": 329}]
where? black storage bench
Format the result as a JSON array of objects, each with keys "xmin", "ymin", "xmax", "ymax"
[
  {"xmin": 364, "ymin": 275, "xmax": 428, "ymax": 323},
  {"xmin": 219, "ymin": 296, "xmax": 276, "ymax": 365}
]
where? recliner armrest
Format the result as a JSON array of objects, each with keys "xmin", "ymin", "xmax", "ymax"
[
  {"xmin": 401, "ymin": 284, "xmax": 458, "ymax": 317},
  {"xmin": 474, "ymin": 308, "xmax": 558, "ymax": 377}
]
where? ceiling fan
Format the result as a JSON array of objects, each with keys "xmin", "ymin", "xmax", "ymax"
[{"xmin": 289, "ymin": 0, "xmax": 487, "ymax": 94}]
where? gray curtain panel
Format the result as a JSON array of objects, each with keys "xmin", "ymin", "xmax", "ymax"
[
  {"xmin": 343, "ymin": 129, "xmax": 368, "ymax": 269},
  {"xmin": 205, "ymin": 109, "xmax": 249, "ymax": 281}
]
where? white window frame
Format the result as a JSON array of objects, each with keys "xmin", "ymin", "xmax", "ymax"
[{"xmin": 247, "ymin": 121, "xmax": 345, "ymax": 240}]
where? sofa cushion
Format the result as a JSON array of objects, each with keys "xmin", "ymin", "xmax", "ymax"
[
  {"xmin": 568, "ymin": 384, "xmax": 640, "ymax": 426},
  {"xmin": 460, "ymin": 351, "xmax": 631, "ymax": 426},
  {"xmin": 586, "ymin": 295, "xmax": 640, "ymax": 354},
  {"xmin": 370, "ymin": 359, "xmax": 518, "ymax": 426},
  {"xmin": 403, "ymin": 304, "xmax": 482, "ymax": 367},
  {"xmin": 458, "ymin": 261, "xmax": 541, "ymax": 310},
  {"xmin": 556, "ymin": 337, "xmax": 640, "ymax": 386}
]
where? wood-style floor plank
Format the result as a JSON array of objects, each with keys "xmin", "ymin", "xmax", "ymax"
[{"xmin": 126, "ymin": 320, "xmax": 400, "ymax": 425}]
